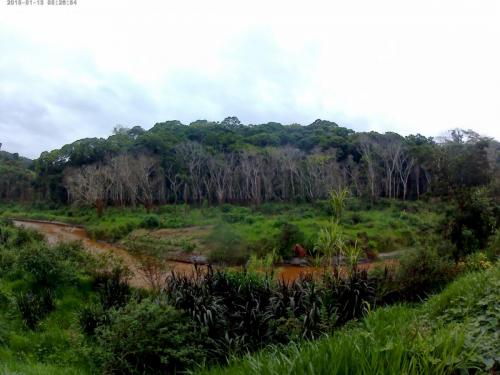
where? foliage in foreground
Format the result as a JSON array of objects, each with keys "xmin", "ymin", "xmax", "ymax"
[
  {"xmin": 95, "ymin": 299, "xmax": 208, "ymax": 374},
  {"xmin": 199, "ymin": 263, "xmax": 500, "ymax": 375},
  {"xmin": 0, "ymin": 215, "xmax": 498, "ymax": 375}
]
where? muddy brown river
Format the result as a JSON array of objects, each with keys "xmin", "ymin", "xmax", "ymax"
[{"xmin": 13, "ymin": 219, "xmax": 396, "ymax": 288}]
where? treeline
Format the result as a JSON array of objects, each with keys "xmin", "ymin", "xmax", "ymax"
[
  {"xmin": 1, "ymin": 118, "xmax": 499, "ymax": 208},
  {"xmin": 0, "ymin": 145, "xmax": 34, "ymax": 201}
]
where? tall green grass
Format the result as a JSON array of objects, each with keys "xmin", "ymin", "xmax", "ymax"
[{"xmin": 198, "ymin": 263, "xmax": 500, "ymax": 375}]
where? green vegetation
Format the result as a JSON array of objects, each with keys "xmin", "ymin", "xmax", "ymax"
[
  {"xmin": 0, "ymin": 121, "xmax": 498, "ymax": 374},
  {"xmin": 2, "ymin": 214, "xmax": 497, "ymax": 374},
  {"xmin": 0, "ymin": 149, "xmax": 34, "ymax": 202},
  {"xmin": 1, "ymin": 199, "xmax": 445, "ymax": 264},
  {"xmin": 0, "ymin": 221, "xmax": 97, "ymax": 374},
  {"xmin": 199, "ymin": 262, "xmax": 500, "ymax": 375}
]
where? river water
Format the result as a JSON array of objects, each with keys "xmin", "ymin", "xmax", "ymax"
[{"xmin": 13, "ymin": 219, "xmax": 395, "ymax": 288}]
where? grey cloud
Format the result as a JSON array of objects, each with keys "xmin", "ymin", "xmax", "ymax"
[{"xmin": 0, "ymin": 25, "xmax": 409, "ymax": 159}]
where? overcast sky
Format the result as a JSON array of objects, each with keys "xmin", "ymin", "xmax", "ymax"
[{"xmin": 1, "ymin": 0, "xmax": 499, "ymax": 158}]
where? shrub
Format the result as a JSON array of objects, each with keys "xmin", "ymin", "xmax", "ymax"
[
  {"xmin": 276, "ymin": 222, "xmax": 304, "ymax": 259},
  {"xmin": 79, "ymin": 304, "xmax": 109, "ymax": 336},
  {"xmin": 95, "ymin": 299, "xmax": 208, "ymax": 374},
  {"xmin": 443, "ymin": 188, "xmax": 497, "ymax": 259},
  {"xmin": 88, "ymin": 223, "xmax": 136, "ymax": 241},
  {"xmin": 0, "ymin": 287, "xmax": 10, "ymax": 308},
  {"xmin": 0, "ymin": 246, "xmax": 17, "ymax": 274},
  {"xmin": 248, "ymin": 237, "xmax": 276, "ymax": 258},
  {"xmin": 486, "ymin": 229, "xmax": 500, "ymax": 260},
  {"xmin": 14, "ymin": 241, "xmax": 88, "ymax": 289},
  {"xmin": 207, "ymin": 225, "xmax": 250, "ymax": 265},
  {"xmin": 313, "ymin": 200, "xmax": 333, "ymax": 216},
  {"xmin": 180, "ymin": 238, "xmax": 196, "ymax": 252},
  {"xmin": 221, "ymin": 212, "xmax": 246, "ymax": 223},
  {"xmin": 12, "ymin": 227, "xmax": 44, "ymax": 247},
  {"xmin": 220, "ymin": 204, "xmax": 233, "ymax": 213},
  {"xmin": 208, "ymin": 246, "xmax": 250, "ymax": 266},
  {"xmin": 53, "ymin": 241, "xmax": 82, "ymax": 260},
  {"xmin": 396, "ymin": 247, "xmax": 454, "ymax": 300},
  {"xmin": 92, "ymin": 265, "xmax": 131, "ymax": 310},
  {"xmin": 347, "ymin": 212, "xmax": 363, "ymax": 225},
  {"xmin": 0, "ymin": 225, "xmax": 15, "ymax": 245},
  {"xmin": 140, "ymin": 214, "xmax": 161, "ymax": 229},
  {"xmin": 17, "ymin": 246, "xmax": 65, "ymax": 289},
  {"xmin": 0, "ymin": 320, "xmax": 7, "ymax": 346},
  {"xmin": 163, "ymin": 216, "xmax": 191, "ymax": 228},
  {"xmin": 257, "ymin": 203, "xmax": 285, "ymax": 215},
  {"xmin": 457, "ymin": 252, "xmax": 492, "ymax": 273},
  {"xmin": 16, "ymin": 289, "xmax": 55, "ymax": 329}
]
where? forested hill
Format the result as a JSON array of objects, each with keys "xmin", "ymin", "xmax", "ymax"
[
  {"xmin": 40, "ymin": 118, "xmax": 356, "ymax": 164},
  {"xmin": 1, "ymin": 117, "xmax": 499, "ymax": 205},
  {"xmin": 0, "ymin": 147, "xmax": 34, "ymax": 202}
]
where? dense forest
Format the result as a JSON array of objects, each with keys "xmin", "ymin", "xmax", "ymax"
[
  {"xmin": 0, "ymin": 146, "xmax": 34, "ymax": 202},
  {"xmin": 1, "ymin": 118, "xmax": 499, "ymax": 208}
]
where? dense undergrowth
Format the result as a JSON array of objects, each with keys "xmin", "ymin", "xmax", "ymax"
[
  {"xmin": 0, "ymin": 220, "xmax": 97, "ymax": 374},
  {"xmin": 0, "ymin": 215, "xmax": 498, "ymax": 374},
  {"xmin": 0, "ymin": 198, "xmax": 443, "ymax": 263},
  {"xmin": 199, "ymin": 263, "xmax": 500, "ymax": 375}
]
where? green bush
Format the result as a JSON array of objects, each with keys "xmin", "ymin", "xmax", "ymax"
[
  {"xmin": 220, "ymin": 204, "xmax": 233, "ymax": 213},
  {"xmin": 257, "ymin": 203, "xmax": 286, "ymax": 215},
  {"xmin": 276, "ymin": 222, "xmax": 304, "ymax": 259},
  {"xmin": 14, "ymin": 241, "xmax": 87, "ymax": 289},
  {"xmin": 16, "ymin": 289, "xmax": 55, "ymax": 329},
  {"xmin": 0, "ymin": 246, "xmax": 17, "ymax": 274},
  {"xmin": 222, "ymin": 212, "xmax": 246, "ymax": 223},
  {"xmin": 92, "ymin": 266, "xmax": 131, "ymax": 310},
  {"xmin": 208, "ymin": 245, "xmax": 250, "ymax": 265},
  {"xmin": 0, "ymin": 225, "xmax": 43, "ymax": 248},
  {"xmin": 88, "ymin": 222, "xmax": 137, "ymax": 241},
  {"xmin": 79, "ymin": 304, "xmax": 109, "ymax": 336},
  {"xmin": 313, "ymin": 200, "xmax": 333, "ymax": 216},
  {"xmin": 347, "ymin": 212, "xmax": 364, "ymax": 225},
  {"xmin": 53, "ymin": 241, "xmax": 90, "ymax": 269},
  {"xmin": 248, "ymin": 237, "xmax": 276, "ymax": 258},
  {"xmin": 207, "ymin": 225, "xmax": 250, "ymax": 265},
  {"xmin": 444, "ymin": 188, "xmax": 497, "ymax": 259},
  {"xmin": 17, "ymin": 246, "xmax": 65, "ymax": 289},
  {"xmin": 140, "ymin": 214, "xmax": 161, "ymax": 229},
  {"xmin": 396, "ymin": 247, "xmax": 454, "ymax": 300},
  {"xmin": 163, "ymin": 216, "xmax": 191, "ymax": 228},
  {"xmin": 0, "ymin": 224, "xmax": 15, "ymax": 245},
  {"xmin": 95, "ymin": 299, "xmax": 208, "ymax": 374},
  {"xmin": 180, "ymin": 238, "xmax": 196, "ymax": 252},
  {"xmin": 458, "ymin": 252, "xmax": 493, "ymax": 273},
  {"xmin": 486, "ymin": 229, "xmax": 500, "ymax": 260}
]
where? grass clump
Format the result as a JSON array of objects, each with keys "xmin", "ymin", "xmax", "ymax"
[{"xmin": 199, "ymin": 262, "xmax": 500, "ymax": 375}]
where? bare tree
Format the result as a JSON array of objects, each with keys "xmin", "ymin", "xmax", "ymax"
[
  {"xmin": 357, "ymin": 135, "xmax": 379, "ymax": 201},
  {"xmin": 132, "ymin": 154, "xmax": 164, "ymax": 212},
  {"xmin": 108, "ymin": 154, "xmax": 138, "ymax": 207},
  {"xmin": 376, "ymin": 135, "xmax": 402, "ymax": 198},
  {"xmin": 395, "ymin": 151, "xmax": 415, "ymax": 200},
  {"xmin": 175, "ymin": 142, "xmax": 207, "ymax": 204},
  {"xmin": 64, "ymin": 163, "xmax": 110, "ymax": 215}
]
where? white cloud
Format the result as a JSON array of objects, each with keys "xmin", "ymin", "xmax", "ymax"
[{"xmin": 1, "ymin": 0, "xmax": 499, "ymax": 158}]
